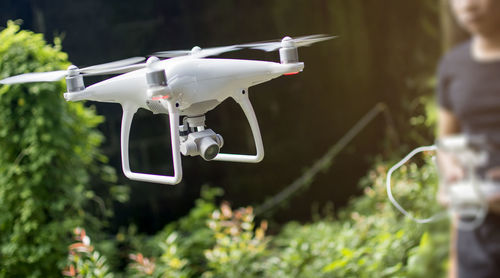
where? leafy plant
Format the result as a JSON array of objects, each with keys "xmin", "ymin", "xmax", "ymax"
[
  {"xmin": 0, "ymin": 21, "xmax": 107, "ymax": 277},
  {"xmin": 146, "ymin": 185, "xmax": 223, "ymax": 276},
  {"xmin": 203, "ymin": 202, "xmax": 268, "ymax": 278},
  {"xmin": 263, "ymin": 154, "xmax": 449, "ymax": 278},
  {"xmin": 127, "ymin": 233, "xmax": 189, "ymax": 278},
  {"xmin": 63, "ymin": 228, "xmax": 113, "ymax": 278},
  {"xmin": 64, "ymin": 156, "xmax": 449, "ymax": 278}
]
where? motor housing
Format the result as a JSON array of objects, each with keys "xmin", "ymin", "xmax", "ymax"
[
  {"xmin": 279, "ymin": 37, "xmax": 299, "ymax": 64},
  {"xmin": 65, "ymin": 65, "xmax": 85, "ymax": 93}
]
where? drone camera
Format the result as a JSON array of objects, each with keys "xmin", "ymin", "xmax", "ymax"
[
  {"xmin": 179, "ymin": 115, "xmax": 224, "ymax": 161},
  {"xmin": 65, "ymin": 65, "xmax": 85, "ymax": 93},
  {"xmin": 180, "ymin": 129, "xmax": 224, "ymax": 161},
  {"xmin": 199, "ymin": 135, "xmax": 222, "ymax": 160}
]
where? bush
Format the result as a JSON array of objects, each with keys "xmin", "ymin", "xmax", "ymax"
[
  {"xmin": 265, "ymin": 154, "xmax": 449, "ymax": 278},
  {"xmin": 202, "ymin": 202, "xmax": 268, "ymax": 278},
  {"xmin": 63, "ymin": 228, "xmax": 113, "ymax": 278},
  {"xmin": 122, "ymin": 189, "xmax": 268, "ymax": 278},
  {"xmin": 141, "ymin": 186, "xmax": 222, "ymax": 277},
  {"xmin": 81, "ymin": 156, "xmax": 449, "ymax": 277},
  {"xmin": 0, "ymin": 21, "xmax": 106, "ymax": 277}
]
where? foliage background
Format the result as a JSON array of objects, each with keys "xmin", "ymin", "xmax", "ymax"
[{"xmin": 0, "ymin": 22, "xmax": 106, "ymax": 277}]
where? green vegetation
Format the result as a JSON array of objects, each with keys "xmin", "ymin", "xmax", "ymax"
[
  {"xmin": 268, "ymin": 156, "xmax": 448, "ymax": 278},
  {"xmin": 64, "ymin": 157, "xmax": 449, "ymax": 277},
  {"xmin": 64, "ymin": 228, "xmax": 113, "ymax": 278},
  {"xmin": 0, "ymin": 21, "xmax": 107, "ymax": 277}
]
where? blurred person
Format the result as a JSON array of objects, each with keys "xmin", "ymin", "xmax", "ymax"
[{"xmin": 437, "ymin": 0, "xmax": 500, "ymax": 277}]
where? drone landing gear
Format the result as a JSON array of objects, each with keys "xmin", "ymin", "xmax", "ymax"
[
  {"xmin": 118, "ymin": 89, "xmax": 264, "ymax": 185},
  {"xmin": 120, "ymin": 101, "xmax": 182, "ymax": 185},
  {"xmin": 213, "ymin": 89, "xmax": 264, "ymax": 163}
]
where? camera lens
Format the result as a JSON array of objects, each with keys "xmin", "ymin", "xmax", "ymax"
[{"xmin": 199, "ymin": 137, "xmax": 220, "ymax": 161}]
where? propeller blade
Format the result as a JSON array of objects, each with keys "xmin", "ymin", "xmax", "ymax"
[
  {"xmin": 294, "ymin": 34, "xmax": 337, "ymax": 47},
  {"xmin": 0, "ymin": 56, "xmax": 148, "ymax": 85},
  {"xmin": 154, "ymin": 45, "xmax": 241, "ymax": 59},
  {"xmin": 239, "ymin": 34, "xmax": 336, "ymax": 52},
  {"xmin": 154, "ymin": 50, "xmax": 192, "ymax": 58},
  {"xmin": 81, "ymin": 56, "xmax": 145, "ymax": 73},
  {"xmin": 0, "ymin": 70, "xmax": 68, "ymax": 84},
  {"xmin": 241, "ymin": 42, "xmax": 281, "ymax": 52},
  {"xmin": 82, "ymin": 63, "xmax": 147, "ymax": 76},
  {"xmin": 192, "ymin": 45, "xmax": 241, "ymax": 58}
]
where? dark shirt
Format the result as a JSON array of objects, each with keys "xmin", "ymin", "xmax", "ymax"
[
  {"xmin": 437, "ymin": 40, "xmax": 500, "ymax": 170},
  {"xmin": 438, "ymin": 39, "xmax": 500, "ymax": 278}
]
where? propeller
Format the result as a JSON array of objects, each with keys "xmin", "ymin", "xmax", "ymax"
[
  {"xmin": 153, "ymin": 35, "xmax": 335, "ymax": 59},
  {"xmin": 79, "ymin": 56, "xmax": 145, "ymax": 73},
  {"xmin": 154, "ymin": 45, "xmax": 241, "ymax": 59},
  {"xmin": 239, "ymin": 34, "xmax": 337, "ymax": 52},
  {"xmin": 0, "ymin": 57, "xmax": 146, "ymax": 85}
]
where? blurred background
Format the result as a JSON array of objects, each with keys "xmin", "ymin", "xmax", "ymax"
[
  {"xmin": 1, "ymin": 0, "xmax": 445, "ymax": 232},
  {"xmin": 0, "ymin": 0, "xmax": 470, "ymax": 276}
]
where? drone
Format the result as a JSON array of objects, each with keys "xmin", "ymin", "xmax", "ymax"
[{"xmin": 0, "ymin": 34, "xmax": 334, "ymax": 185}]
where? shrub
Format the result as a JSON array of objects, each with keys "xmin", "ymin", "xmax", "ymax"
[
  {"xmin": 68, "ymin": 156, "xmax": 449, "ymax": 277},
  {"xmin": 0, "ymin": 21, "xmax": 106, "ymax": 277},
  {"xmin": 63, "ymin": 228, "xmax": 113, "ymax": 278},
  {"xmin": 203, "ymin": 202, "xmax": 268, "ymax": 278},
  {"xmin": 143, "ymin": 186, "xmax": 223, "ymax": 276},
  {"xmin": 127, "ymin": 233, "xmax": 189, "ymax": 278},
  {"xmin": 264, "ymin": 154, "xmax": 449, "ymax": 278}
]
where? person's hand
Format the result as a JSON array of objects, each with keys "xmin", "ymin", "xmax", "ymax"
[
  {"xmin": 437, "ymin": 184, "xmax": 450, "ymax": 207},
  {"xmin": 436, "ymin": 151, "xmax": 465, "ymax": 207},
  {"xmin": 437, "ymin": 150, "xmax": 465, "ymax": 183}
]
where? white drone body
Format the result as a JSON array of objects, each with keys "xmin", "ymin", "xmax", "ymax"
[{"xmin": 0, "ymin": 35, "xmax": 334, "ymax": 185}]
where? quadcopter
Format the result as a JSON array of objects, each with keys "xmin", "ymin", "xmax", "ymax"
[{"xmin": 0, "ymin": 34, "xmax": 334, "ymax": 185}]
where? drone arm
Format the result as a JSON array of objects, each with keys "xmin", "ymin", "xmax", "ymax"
[
  {"xmin": 120, "ymin": 102, "xmax": 183, "ymax": 184},
  {"xmin": 213, "ymin": 89, "xmax": 264, "ymax": 163}
]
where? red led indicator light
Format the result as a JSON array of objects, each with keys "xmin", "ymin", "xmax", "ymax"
[{"xmin": 151, "ymin": 95, "xmax": 170, "ymax": 100}]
